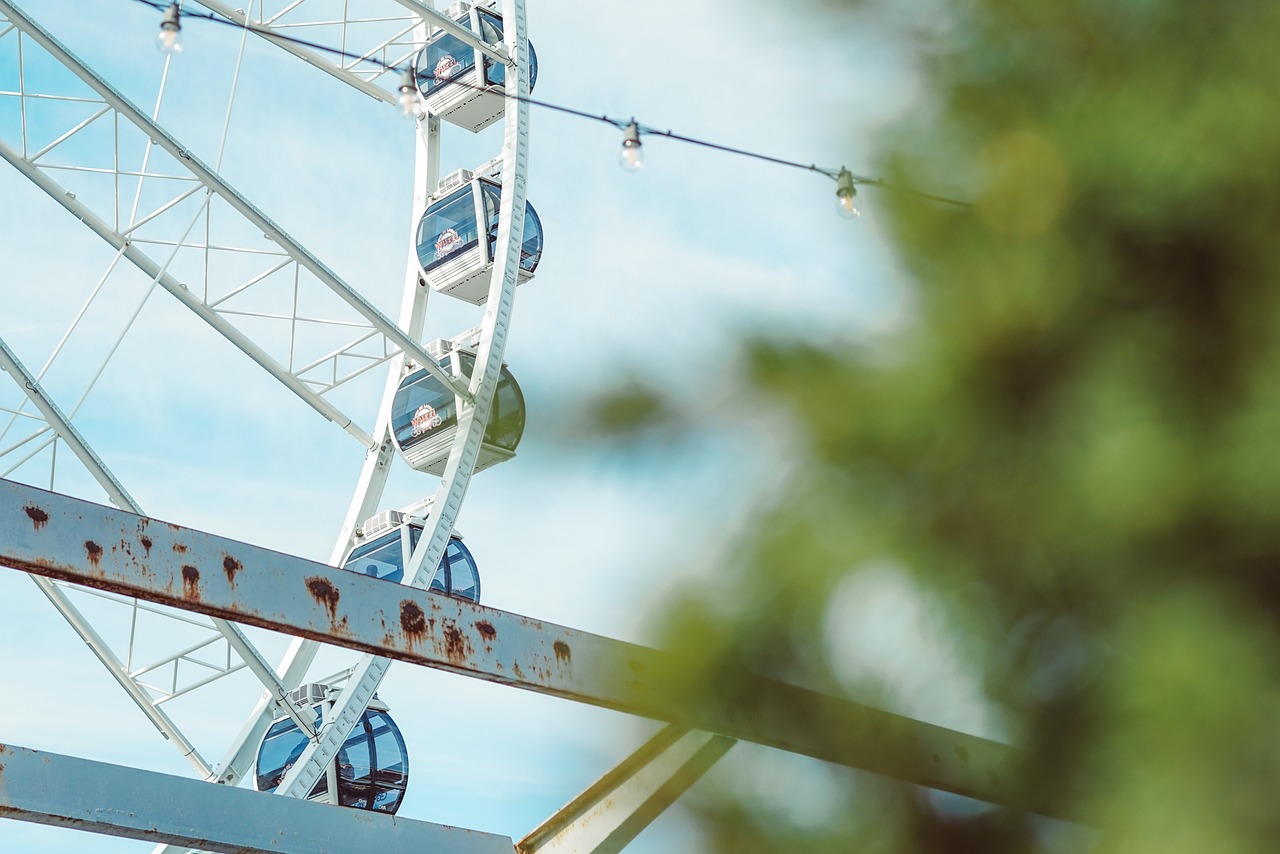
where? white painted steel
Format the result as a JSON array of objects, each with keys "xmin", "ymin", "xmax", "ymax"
[
  {"xmin": 188, "ymin": 1, "xmax": 409, "ymax": 104},
  {"xmin": 394, "ymin": 0, "xmax": 512, "ymax": 65},
  {"xmin": 186, "ymin": 0, "xmax": 510, "ymax": 102},
  {"xmin": 0, "ymin": 336, "xmax": 317, "ymax": 762},
  {"xmin": 0, "ymin": 144, "xmax": 376, "ymax": 447},
  {"xmin": 26, "ymin": 577, "xmax": 215, "ymax": 778},
  {"xmin": 0, "ymin": 337, "xmax": 138, "ymax": 512},
  {"xmin": 0, "ymin": 0, "xmax": 470, "ymax": 417},
  {"xmin": 275, "ymin": 0, "xmax": 532, "ymax": 804},
  {"xmin": 0, "ymin": 742, "xmax": 515, "ymax": 854}
]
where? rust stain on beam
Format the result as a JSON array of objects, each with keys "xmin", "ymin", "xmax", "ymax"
[{"xmin": 0, "ymin": 479, "xmax": 1062, "ymax": 819}]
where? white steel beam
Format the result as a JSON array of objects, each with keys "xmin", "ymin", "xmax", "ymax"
[
  {"xmin": 0, "ymin": 478, "xmax": 1059, "ymax": 819},
  {"xmin": 518, "ymin": 725, "xmax": 736, "ymax": 854},
  {"xmin": 393, "ymin": 0, "xmax": 511, "ymax": 64},
  {"xmin": 0, "ymin": 335, "xmax": 318, "ymax": 764},
  {"xmin": 0, "ymin": 742, "xmax": 514, "ymax": 854},
  {"xmin": 26, "ymin": 576, "xmax": 214, "ymax": 778},
  {"xmin": 0, "ymin": 334, "xmax": 319, "ymax": 746},
  {"xmin": 0, "ymin": 336, "xmax": 138, "ymax": 511},
  {"xmin": 0, "ymin": 0, "xmax": 471, "ymax": 406},
  {"xmin": 189, "ymin": 1, "xmax": 402, "ymax": 104},
  {"xmin": 187, "ymin": 0, "xmax": 510, "ymax": 99},
  {"xmin": 0, "ymin": 146, "xmax": 374, "ymax": 446}
]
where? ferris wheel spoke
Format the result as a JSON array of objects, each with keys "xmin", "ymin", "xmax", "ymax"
[
  {"xmin": 189, "ymin": 0, "xmax": 416, "ymax": 102},
  {"xmin": 0, "ymin": 333, "xmax": 324, "ymax": 775},
  {"xmin": 0, "ymin": 336, "xmax": 138, "ymax": 510},
  {"xmin": 186, "ymin": 0, "xmax": 508, "ymax": 104},
  {"xmin": 0, "ymin": 2, "xmax": 471, "ymax": 443}
]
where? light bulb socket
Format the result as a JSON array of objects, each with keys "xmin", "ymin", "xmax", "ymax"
[
  {"xmin": 835, "ymin": 168, "xmax": 860, "ymax": 218},
  {"xmin": 160, "ymin": 3, "xmax": 181, "ymax": 33},
  {"xmin": 836, "ymin": 168, "xmax": 856, "ymax": 198},
  {"xmin": 156, "ymin": 3, "xmax": 183, "ymax": 54},
  {"xmin": 398, "ymin": 69, "xmax": 424, "ymax": 118},
  {"xmin": 622, "ymin": 121, "xmax": 641, "ymax": 148},
  {"xmin": 619, "ymin": 120, "xmax": 644, "ymax": 172}
]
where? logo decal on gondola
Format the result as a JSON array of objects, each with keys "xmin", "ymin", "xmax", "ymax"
[
  {"xmin": 434, "ymin": 55, "xmax": 461, "ymax": 81},
  {"xmin": 434, "ymin": 228, "xmax": 462, "ymax": 259},
  {"xmin": 411, "ymin": 404, "xmax": 444, "ymax": 437}
]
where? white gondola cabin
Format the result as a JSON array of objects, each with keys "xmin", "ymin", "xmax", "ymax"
[
  {"xmin": 255, "ymin": 684, "xmax": 409, "ymax": 814},
  {"xmin": 341, "ymin": 510, "xmax": 481, "ymax": 602},
  {"xmin": 412, "ymin": 1, "xmax": 538, "ymax": 132},
  {"xmin": 390, "ymin": 343, "xmax": 526, "ymax": 476},
  {"xmin": 416, "ymin": 168, "xmax": 543, "ymax": 305}
]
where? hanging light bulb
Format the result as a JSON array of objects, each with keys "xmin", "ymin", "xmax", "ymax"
[
  {"xmin": 835, "ymin": 168, "xmax": 860, "ymax": 219},
  {"xmin": 156, "ymin": 3, "xmax": 183, "ymax": 55},
  {"xmin": 618, "ymin": 121, "xmax": 644, "ymax": 172},
  {"xmin": 398, "ymin": 69, "xmax": 423, "ymax": 119}
]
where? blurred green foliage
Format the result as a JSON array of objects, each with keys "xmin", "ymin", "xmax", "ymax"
[{"xmin": 618, "ymin": 1, "xmax": 1280, "ymax": 850}]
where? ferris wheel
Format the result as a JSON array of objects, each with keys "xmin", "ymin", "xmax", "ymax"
[{"xmin": 0, "ymin": 0, "xmax": 537, "ymax": 832}]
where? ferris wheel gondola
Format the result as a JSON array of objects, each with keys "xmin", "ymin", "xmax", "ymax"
[
  {"xmin": 390, "ymin": 341, "xmax": 526, "ymax": 476},
  {"xmin": 342, "ymin": 510, "xmax": 482, "ymax": 602},
  {"xmin": 413, "ymin": 1, "xmax": 538, "ymax": 132},
  {"xmin": 416, "ymin": 167, "xmax": 544, "ymax": 304},
  {"xmin": 255, "ymin": 685, "xmax": 409, "ymax": 814}
]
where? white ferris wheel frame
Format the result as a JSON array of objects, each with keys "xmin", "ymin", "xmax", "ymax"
[{"xmin": 0, "ymin": 0, "xmax": 531, "ymax": 819}]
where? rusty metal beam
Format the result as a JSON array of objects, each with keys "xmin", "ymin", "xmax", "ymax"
[
  {"xmin": 0, "ymin": 742, "xmax": 513, "ymax": 853},
  {"xmin": 0, "ymin": 479, "xmax": 1060, "ymax": 818}
]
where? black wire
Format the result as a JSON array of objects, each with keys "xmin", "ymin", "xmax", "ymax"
[
  {"xmin": 136, "ymin": 0, "xmax": 404, "ymax": 71},
  {"xmin": 131, "ymin": 0, "xmax": 972, "ymax": 208},
  {"xmin": 639, "ymin": 127, "xmax": 839, "ymax": 179}
]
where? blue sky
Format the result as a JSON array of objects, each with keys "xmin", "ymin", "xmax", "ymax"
[{"xmin": 0, "ymin": 1, "xmax": 983, "ymax": 850}]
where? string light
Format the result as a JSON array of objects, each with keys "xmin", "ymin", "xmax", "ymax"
[
  {"xmin": 398, "ymin": 69, "xmax": 423, "ymax": 119},
  {"xmin": 835, "ymin": 169, "xmax": 860, "ymax": 219},
  {"xmin": 618, "ymin": 121, "xmax": 644, "ymax": 172},
  {"xmin": 128, "ymin": 0, "xmax": 971, "ymax": 213},
  {"xmin": 155, "ymin": 3, "xmax": 182, "ymax": 55}
]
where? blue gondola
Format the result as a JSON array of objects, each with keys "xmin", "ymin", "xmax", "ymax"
[
  {"xmin": 341, "ymin": 512, "xmax": 481, "ymax": 602},
  {"xmin": 255, "ymin": 686, "xmax": 409, "ymax": 814},
  {"xmin": 389, "ymin": 344, "xmax": 525, "ymax": 476},
  {"xmin": 416, "ymin": 168, "xmax": 543, "ymax": 304},
  {"xmin": 413, "ymin": 1, "xmax": 538, "ymax": 132}
]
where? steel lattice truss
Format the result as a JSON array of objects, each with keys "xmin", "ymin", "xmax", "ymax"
[
  {"xmin": 0, "ymin": 3, "xmax": 466, "ymax": 451},
  {"xmin": 189, "ymin": 0, "xmax": 425, "ymax": 102}
]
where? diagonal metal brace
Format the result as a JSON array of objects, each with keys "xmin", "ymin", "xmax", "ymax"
[
  {"xmin": 0, "ymin": 0, "xmax": 471, "ymax": 406},
  {"xmin": 519, "ymin": 724, "xmax": 735, "ymax": 854}
]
